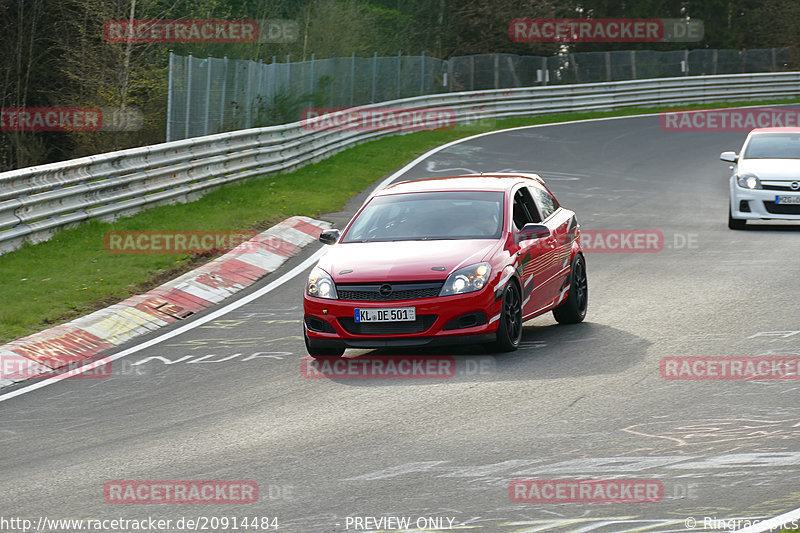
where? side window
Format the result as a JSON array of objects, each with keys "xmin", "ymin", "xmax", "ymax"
[
  {"xmin": 512, "ymin": 187, "xmax": 541, "ymax": 229},
  {"xmin": 529, "ymin": 186, "xmax": 559, "ymax": 220}
]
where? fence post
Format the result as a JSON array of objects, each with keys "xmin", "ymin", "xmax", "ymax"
[
  {"xmin": 493, "ymin": 53, "xmax": 499, "ymax": 89},
  {"xmin": 166, "ymin": 50, "xmax": 174, "ymax": 142},
  {"xmin": 569, "ymin": 52, "xmax": 579, "ymax": 82},
  {"xmin": 630, "ymin": 50, "xmax": 636, "ymax": 79},
  {"xmin": 446, "ymin": 58, "xmax": 453, "ymax": 92},
  {"xmin": 712, "ymin": 49, "xmax": 718, "ymax": 75},
  {"xmin": 329, "ymin": 57, "xmax": 334, "ymax": 106},
  {"xmin": 185, "ymin": 53, "xmax": 193, "ymax": 139},
  {"xmin": 204, "ymin": 58, "xmax": 212, "ymax": 135},
  {"xmin": 605, "ymin": 51, "xmax": 611, "ymax": 81},
  {"xmin": 286, "ymin": 54, "xmax": 291, "ymax": 89},
  {"xmin": 310, "ymin": 52, "xmax": 315, "ymax": 93},
  {"xmin": 371, "ymin": 51, "xmax": 377, "ymax": 102},
  {"xmin": 272, "ymin": 56, "xmax": 277, "ymax": 100},
  {"xmin": 219, "ymin": 56, "xmax": 227, "ymax": 132},
  {"xmin": 420, "ymin": 50, "xmax": 426, "ymax": 94},
  {"xmin": 684, "ymin": 49, "xmax": 689, "ymax": 75},
  {"xmin": 772, "ymin": 48, "xmax": 777, "ymax": 71},
  {"xmin": 541, "ymin": 56, "xmax": 547, "ymax": 85},
  {"xmin": 232, "ymin": 61, "xmax": 240, "ymax": 129},
  {"xmin": 470, "ymin": 55, "xmax": 475, "ymax": 90},
  {"xmin": 245, "ymin": 60, "xmax": 252, "ymax": 129},
  {"xmin": 350, "ymin": 52, "xmax": 355, "ymax": 107},
  {"xmin": 397, "ymin": 50, "xmax": 402, "ymax": 99}
]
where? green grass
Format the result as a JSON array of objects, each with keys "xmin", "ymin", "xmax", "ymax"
[{"xmin": 2, "ymin": 97, "xmax": 800, "ymax": 344}]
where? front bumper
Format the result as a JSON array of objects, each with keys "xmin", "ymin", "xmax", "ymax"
[
  {"xmin": 731, "ymin": 186, "xmax": 800, "ymax": 220},
  {"xmin": 303, "ymin": 288, "xmax": 502, "ymax": 349}
]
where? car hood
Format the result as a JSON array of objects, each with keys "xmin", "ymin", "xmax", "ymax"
[
  {"xmin": 318, "ymin": 240, "xmax": 499, "ymax": 283},
  {"xmin": 738, "ymin": 159, "xmax": 800, "ymax": 180}
]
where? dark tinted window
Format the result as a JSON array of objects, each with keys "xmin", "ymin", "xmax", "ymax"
[{"xmin": 512, "ymin": 187, "xmax": 540, "ymax": 229}]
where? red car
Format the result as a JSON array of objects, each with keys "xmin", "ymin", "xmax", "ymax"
[{"xmin": 303, "ymin": 173, "xmax": 587, "ymax": 356}]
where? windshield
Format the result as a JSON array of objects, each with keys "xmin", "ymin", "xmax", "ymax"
[
  {"xmin": 743, "ymin": 133, "xmax": 800, "ymax": 159},
  {"xmin": 342, "ymin": 191, "xmax": 504, "ymax": 243}
]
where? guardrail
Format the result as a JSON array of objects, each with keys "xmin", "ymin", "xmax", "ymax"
[{"xmin": 2, "ymin": 71, "xmax": 800, "ymax": 254}]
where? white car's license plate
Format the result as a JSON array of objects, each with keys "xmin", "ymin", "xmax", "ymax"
[
  {"xmin": 776, "ymin": 195, "xmax": 800, "ymax": 204},
  {"xmin": 354, "ymin": 307, "xmax": 416, "ymax": 322}
]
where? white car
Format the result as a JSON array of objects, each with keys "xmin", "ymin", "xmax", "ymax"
[{"xmin": 721, "ymin": 127, "xmax": 800, "ymax": 229}]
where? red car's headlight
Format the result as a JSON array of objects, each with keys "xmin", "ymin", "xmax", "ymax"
[
  {"xmin": 439, "ymin": 262, "xmax": 491, "ymax": 296},
  {"xmin": 306, "ymin": 266, "xmax": 338, "ymax": 299}
]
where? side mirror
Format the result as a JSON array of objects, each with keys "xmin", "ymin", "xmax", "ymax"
[
  {"xmin": 319, "ymin": 229, "xmax": 340, "ymax": 245},
  {"xmin": 720, "ymin": 151, "xmax": 738, "ymax": 163},
  {"xmin": 516, "ymin": 223, "xmax": 550, "ymax": 243}
]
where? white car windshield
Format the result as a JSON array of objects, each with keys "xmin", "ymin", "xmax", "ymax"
[
  {"xmin": 743, "ymin": 133, "xmax": 800, "ymax": 159},
  {"xmin": 342, "ymin": 191, "xmax": 504, "ymax": 243}
]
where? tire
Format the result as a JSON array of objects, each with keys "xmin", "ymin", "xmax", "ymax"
[
  {"xmin": 304, "ymin": 328, "xmax": 345, "ymax": 358},
  {"xmin": 553, "ymin": 254, "xmax": 588, "ymax": 324},
  {"xmin": 728, "ymin": 206, "xmax": 747, "ymax": 230},
  {"xmin": 491, "ymin": 281, "xmax": 523, "ymax": 352}
]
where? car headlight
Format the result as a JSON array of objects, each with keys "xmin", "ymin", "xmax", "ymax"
[
  {"xmin": 736, "ymin": 173, "xmax": 762, "ymax": 189},
  {"xmin": 306, "ymin": 266, "xmax": 338, "ymax": 299},
  {"xmin": 439, "ymin": 262, "xmax": 492, "ymax": 296}
]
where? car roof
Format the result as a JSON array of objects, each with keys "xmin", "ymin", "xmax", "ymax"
[
  {"xmin": 749, "ymin": 127, "xmax": 800, "ymax": 135},
  {"xmin": 376, "ymin": 173, "xmax": 545, "ymax": 196}
]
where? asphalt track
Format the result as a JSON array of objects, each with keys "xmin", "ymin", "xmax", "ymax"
[{"xmin": 2, "ymin": 112, "xmax": 800, "ymax": 533}]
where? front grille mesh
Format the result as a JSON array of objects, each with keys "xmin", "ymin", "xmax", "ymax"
[{"xmin": 337, "ymin": 281, "xmax": 444, "ymax": 301}]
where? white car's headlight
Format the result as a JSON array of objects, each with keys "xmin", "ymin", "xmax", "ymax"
[
  {"xmin": 439, "ymin": 262, "xmax": 492, "ymax": 296},
  {"xmin": 306, "ymin": 267, "xmax": 338, "ymax": 299},
  {"xmin": 736, "ymin": 173, "xmax": 762, "ymax": 189}
]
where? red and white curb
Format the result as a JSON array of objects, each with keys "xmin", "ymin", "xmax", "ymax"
[{"xmin": 0, "ymin": 216, "xmax": 329, "ymax": 389}]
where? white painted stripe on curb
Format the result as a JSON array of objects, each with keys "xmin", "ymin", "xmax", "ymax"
[
  {"xmin": 233, "ymin": 249, "xmax": 286, "ymax": 272},
  {"xmin": 271, "ymin": 226, "xmax": 316, "ymax": 247}
]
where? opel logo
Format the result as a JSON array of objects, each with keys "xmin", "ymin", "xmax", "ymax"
[
  {"xmin": 792, "ymin": 181, "xmax": 800, "ymax": 191},
  {"xmin": 379, "ymin": 284, "xmax": 393, "ymax": 296}
]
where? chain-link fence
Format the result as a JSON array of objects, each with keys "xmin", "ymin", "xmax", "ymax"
[{"xmin": 167, "ymin": 47, "xmax": 798, "ymax": 141}]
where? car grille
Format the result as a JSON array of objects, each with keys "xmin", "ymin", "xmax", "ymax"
[
  {"xmin": 337, "ymin": 281, "xmax": 444, "ymax": 301},
  {"xmin": 763, "ymin": 201, "xmax": 800, "ymax": 215},
  {"xmin": 338, "ymin": 315, "xmax": 437, "ymax": 335},
  {"xmin": 763, "ymin": 184, "xmax": 800, "ymax": 191}
]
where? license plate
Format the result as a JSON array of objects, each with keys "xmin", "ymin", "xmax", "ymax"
[
  {"xmin": 776, "ymin": 195, "xmax": 800, "ymax": 205},
  {"xmin": 354, "ymin": 307, "xmax": 416, "ymax": 322}
]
